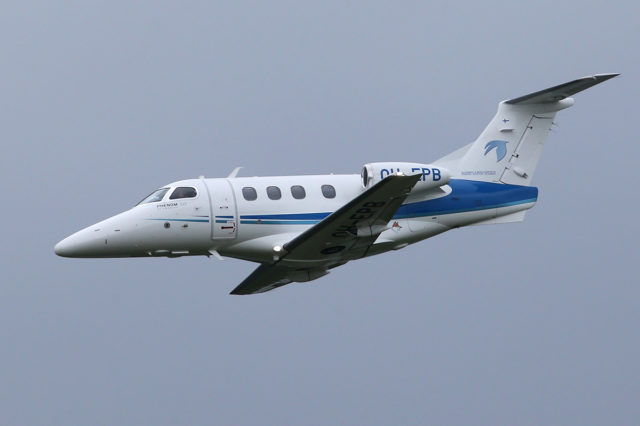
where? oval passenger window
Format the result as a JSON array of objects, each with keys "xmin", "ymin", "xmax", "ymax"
[
  {"xmin": 291, "ymin": 185, "xmax": 306, "ymax": 200},
  {"xmin": 242, "ymin": 187, "xmax": 258, "ymax": 201},
  {"xmin": 267, "ymin": 186, "xmax": 282, "ymax": 200},
  {"xmin": 321, "ymin": 184, "xmax": 336, "ymax": 199}
]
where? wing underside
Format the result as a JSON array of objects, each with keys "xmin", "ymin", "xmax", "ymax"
[
  {"xmin": 230, "ymin": 264, "xmax": 292, "ymax": 295},
  {"xmin": 230, "ymin": 174, "xmax": 422, "ymax": 295}
]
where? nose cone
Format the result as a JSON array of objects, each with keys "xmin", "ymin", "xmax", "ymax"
[
  {"xmin": 55, "ymin": 209, "xmax": 143, "ymax": 258},
  {"xmin": 54, "ymin": 228, "xmax": 106, "ymax": 258},
  {"xmin": 54, "ymin": 237, "xmax": 73, "ymax": 257}
]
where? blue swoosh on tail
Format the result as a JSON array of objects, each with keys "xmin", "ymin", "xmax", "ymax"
[{"xmin": 484, "ymin": 140, "xmax": 508, "ymax": 162}]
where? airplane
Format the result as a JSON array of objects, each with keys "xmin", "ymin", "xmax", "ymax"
[{"xmin": 54, "ymin": 74, "xmax": 618, "ymax": 294}]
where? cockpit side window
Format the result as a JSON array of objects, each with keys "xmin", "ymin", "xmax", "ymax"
[
  {"xmin": 169, "ymin": 187, "xmax": 197, "ymax": 200},
  {"xmin": 137, "ymin": 188, "xmax": 170, "ymax": 205}
]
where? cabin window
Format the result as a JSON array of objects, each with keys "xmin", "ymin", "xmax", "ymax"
[
  {"xmin": 169, "ymin": 186, "xmax": 197, "ymax": 200},
  {"xmin": 291, "ymin": 185, "xmax": 306, "ymax": 199},
  {"xmin": 321, "ymin": 184, "xmax": 336, "ymax": 199},
  {"xmin": 137, "ymin": 188, "xmax": 170, "ymax": 205},
  {"xmin": 266, "ymin": 186, "xmax": 282, "ymax": 200},
  {"xmin": 242, "ymin": 187, "xmax": 258, "ymax": 201}
]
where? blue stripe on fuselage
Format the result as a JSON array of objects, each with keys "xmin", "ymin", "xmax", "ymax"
[
  {"xmin": 240, "ymin": 212, "xmax": 331, "ymax": 220},
  {"xmin": 238, "ymin": 180, "xmax": 538, "ymax": 224},
  {"xmin": 394, "ymin": 179, "xmax": 538, "ymax": 219},
  {"xmin": 147, "ymin": 218, "xmax": 210, "ymax": 223},
  {"xmin": 240, "ymin": 220, "xmax": 320, "ymax": 225}
]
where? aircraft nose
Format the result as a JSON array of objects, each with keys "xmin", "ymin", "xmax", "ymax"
[
  {"xmin": 55, "ymin": 210, "xmax": 140, "ymax": 258},
  {"xmin": 54, "ymin": 238, "xmax": 69, "ymax": 257},
  {"xmin": 54, "ymin": 229, "xmax": 104, "ymax": 258},
  {"xmin": 54, "ymin": 235, "xmax": 78, "ymax": 257}
]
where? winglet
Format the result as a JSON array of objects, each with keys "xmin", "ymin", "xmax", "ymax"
[
  {"xmin": 227, "ymin": 167, "xmax": 243, "ymax": 178},
  {"xmin": 505, "ymin": 73, "xmax": 619, "ymax": 105}
]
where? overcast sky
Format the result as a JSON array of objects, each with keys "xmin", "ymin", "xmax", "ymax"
[{"xmin": 1, "ymin": 1, "xmax": 638, "ymax": 425}]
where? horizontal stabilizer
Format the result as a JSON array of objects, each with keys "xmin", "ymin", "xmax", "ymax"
[{"xmin": 506, "ymin": 73, "xmax": 619, "ymax": 105}]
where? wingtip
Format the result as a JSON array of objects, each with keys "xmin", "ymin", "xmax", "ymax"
[{"xmin": 591, "ymin": 73, "xmax": 620, "ymax": 80}]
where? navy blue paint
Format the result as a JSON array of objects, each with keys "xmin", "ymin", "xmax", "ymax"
[
  {"xmin": 240, "ymin": 212, "xmax": 331, "ymax": 220},
  {"xmin": 147, "ymin": 218, "xmax": 210, "ymax": 223},
  {"xmin": 237, "ymin": 180, "xmax": 537, "ymax": 224},
  {"xmin": 394, "ymin": 179, "xmax": 537, "ymax": 219}
]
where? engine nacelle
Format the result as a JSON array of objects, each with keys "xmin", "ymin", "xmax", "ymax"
[{"xmin": 361, "ymin": 162, "xmax": 451, "ymax": 191}]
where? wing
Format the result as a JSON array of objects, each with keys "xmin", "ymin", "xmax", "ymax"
[
  {"xmin": 282, "ymin": 173, "xmax": 421, "ymax": 264},
  {"xmin": 230, "ymin": 173, "xmax": 422, "ymax": 295},
  {"xmin": 229, "ymin": 264, "xmax": 332, "ymax": 295},
  {"xmin": 230, "ymin": 264, "xmax": 292, "ymax": 295}
]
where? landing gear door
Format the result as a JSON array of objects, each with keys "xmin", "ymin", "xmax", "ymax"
[{"xmin": 205, "ymin": 179, "xmax": 238, "ymax": 239}]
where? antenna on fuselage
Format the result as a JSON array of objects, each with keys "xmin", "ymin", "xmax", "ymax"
[{"xmin": 227, "ymin": 167, "xmax": 243, "ymax": 178}]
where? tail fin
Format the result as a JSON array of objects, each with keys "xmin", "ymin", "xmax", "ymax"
[{"xmin": 444, "ymin": 74, "xmax": 619, "ymax": 185}]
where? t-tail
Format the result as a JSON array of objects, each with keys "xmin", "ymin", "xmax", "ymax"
[{"xmin": 438, "ymin": 74, "xmax": 619, "ymax": 185}]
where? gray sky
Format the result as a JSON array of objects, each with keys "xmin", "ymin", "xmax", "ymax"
[{"xmin": 1, "ymin": 1, "xmax": 638, "ymax": 425}]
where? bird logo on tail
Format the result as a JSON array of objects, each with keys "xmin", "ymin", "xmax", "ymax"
[{"xmin": 484, "ymin": 140, "xmax": 508, "ymax": 162}]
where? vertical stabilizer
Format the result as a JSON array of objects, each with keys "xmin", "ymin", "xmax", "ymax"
[{"xmin": 445, "ymin": 74, "xmax": 619, "ymax": 185}]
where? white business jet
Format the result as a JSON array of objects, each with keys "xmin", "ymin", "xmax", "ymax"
[{"xmin": 55, "ymin": 74, "xmax": 618, "ymax": 294}]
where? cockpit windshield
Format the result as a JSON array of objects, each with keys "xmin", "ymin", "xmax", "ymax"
[{"xmin": 137, "ymin": 188, "xmax": 170, "ymax": 205}]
